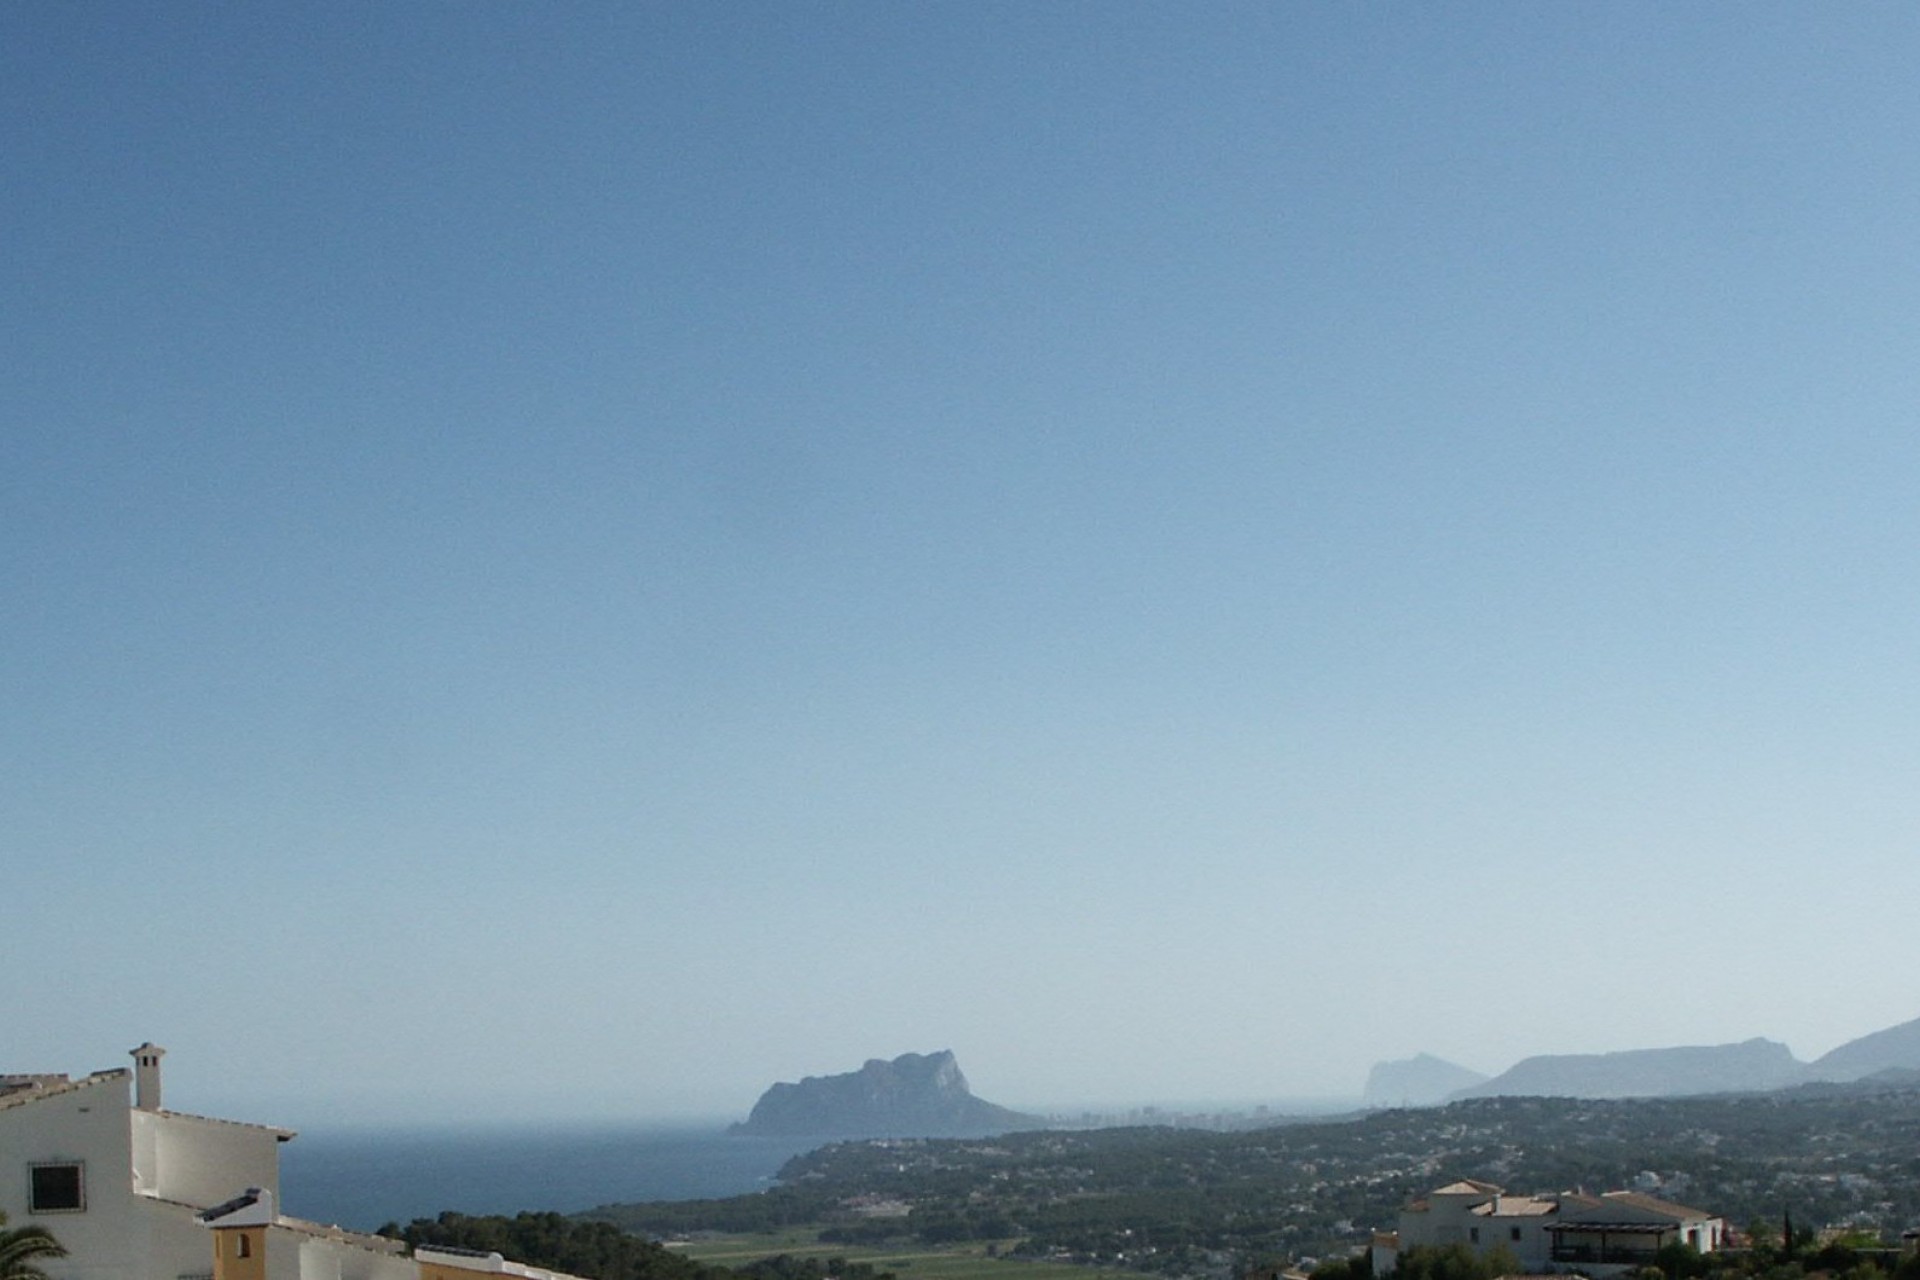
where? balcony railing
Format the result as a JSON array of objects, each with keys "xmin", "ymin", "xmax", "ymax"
[{"xmin": 1551, "ymin": 1246, "xmax": 1661, "ymax": 1265}]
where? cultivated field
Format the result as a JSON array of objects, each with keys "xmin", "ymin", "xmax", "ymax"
[{"xmin": 671, "ymin": 1232, "xmax": 1135, "ymax": 1280}]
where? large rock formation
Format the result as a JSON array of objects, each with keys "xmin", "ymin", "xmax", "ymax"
[
  {"xmin": 729, "ymin": 1051, "xmax": 1044, "ymax": 1139},
  {"xmin": 1363, "ymin": 1054, "xmax": 1488, "ymax": 1107},
  {"xmin": 1449, "ymin": 1037, "xmax": 1805, "ymax": 1100}
]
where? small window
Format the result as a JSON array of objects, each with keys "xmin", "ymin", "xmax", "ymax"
[
  {"xmin": 1470, "ymin": 1228, "xmax": 1480, "ymax": 1244},
  {"xmin": 236, "ymin": 1235, "xmax": 252, "ymax": 1259},
  {"xmin": 1511, "ymin": 1228, "xmax": 1522, "ymax": 1242},
  {"xmin": 30, "ymin": 1162, "xmax": 85, "ymax": 1213}
]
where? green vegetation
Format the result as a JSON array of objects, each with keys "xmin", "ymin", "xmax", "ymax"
[
  {"xmin": 381, "ymin": 1211, "xmax": 731, "ymax": 1280},
  {"xmin": 1379, "ymin": 1245, "xmax": 1520, "ymax": 1280},
  {"xmin": 1310, "ymin": 1236, "xmax": 1920, "ymax": 1280},
  {"xmin": 585, "ymin": 1085, "xmax": 1920, "ymax": 1277},
  {"xmin": 733, "ymin": 1253, "xmax": 894, "ymax": 1280},
  {"xmin": 674, "ymin": 1232, "xmax": 1137, "ymax": 1280},
  {"xmin": 374, "ymin": 1209, "xmax": 1133, "ymax": 1280},
  {"xmin": 0, "ymin": 1214, "xmax": 67, "ymax": 1280}
]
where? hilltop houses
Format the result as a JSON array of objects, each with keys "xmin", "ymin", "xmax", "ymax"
[
  {"xmin": 0, "ymin": 1044, "xmax": 582, "ymax": 1280},
  {"xmin": 1373, "ymin": 1179, "xmax": 1727, "ymax": 1276}
]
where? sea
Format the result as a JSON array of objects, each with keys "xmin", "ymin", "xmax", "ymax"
[
  {"xmin": 278, "ymin": 1124, "xmax": 830, "ymax": 1232},
  {"xmin": 278, "ymin": 1100, "xmax": 1360, "ymax": 1233}
]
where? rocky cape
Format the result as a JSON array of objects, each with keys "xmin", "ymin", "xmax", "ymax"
[
  {"xmin": 729, "ymin": 1050, "xmax": 1045, "ymax": 1139},
  {"xmin": 1369, "ymin": 1013, "xmax": 1920, "ymax": 1104}
]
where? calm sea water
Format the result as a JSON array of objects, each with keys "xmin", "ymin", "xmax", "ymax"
[
  {"xmin": 278, "ymin": 1125, "xmax": 828, "ymax": 1232},
  {"xmin": 277, "ymin": 1102, "xmax": 1359, "ymax": 1232}
]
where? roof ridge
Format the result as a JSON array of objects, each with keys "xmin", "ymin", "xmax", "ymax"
[
  {"xmin": 155, "ymin": 1109, "xmax": 297, "ymax": 1139},
  {"xmin": 0, "ymin": 1071, "xmax": 126, "ymax": 1112}
]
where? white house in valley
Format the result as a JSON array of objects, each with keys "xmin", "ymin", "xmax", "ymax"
[
  {"xmin": 1, "ymin": 1045, "xmax": 583, "ymax": 1280},
  {"xmin": 1546, "ymin": 1191, "xmax": 1728, "ymax": 1272},
  {"xmin": 1373, "ymin": 1179, "xmax": 1725, "ymax": 1276}
]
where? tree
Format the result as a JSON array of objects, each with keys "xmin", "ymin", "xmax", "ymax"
[
  {"xmin": 1654, "ymin": 1242, "xmax": 1709, "ymax": 1280},
  {"xmin": 0, "ymin": 1213, "xmax": 67, "ymax": 1280},
  {"xmin": 1313, "ymin": 1253, "xmax": 1373, "ymax": 1280},
  {"xmin": 1394, "ymin": 1244, "xmax": 1508, "ymax": 1280},
  {"xmin": 1745, "ymin": 1218, "xmax": 1780, "ymax": 1256}
]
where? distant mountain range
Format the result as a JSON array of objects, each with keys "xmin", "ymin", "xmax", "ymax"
[
  {"xmin": 729, "ymin": 1050, "xmax": 1043, "ymax": 1139},
  {"xmin": 1371, "ymin": 1013, "xmax": 1920, "ymax": 1104}
]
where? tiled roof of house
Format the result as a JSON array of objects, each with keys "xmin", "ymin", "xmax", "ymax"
[
  {"xmin": 1599, "ymin": 1191, "xmax": 1716, "ymax": 1221},
  {"xmin": 276, "ymin": 1215, "xmax": 409, "ymax": 1256},
  {"xmin": 200, "ymin": 1190, "xmax": 270, "ymax": 1223},
  {"xmin": 0, "ymin": 1070, "xmax": 125, "ymax": 1112},
  {"xmin": 1473, "ymin": 1196, "xmax": 1558, "ymax": 1218},
  {"xmin": 416, "ymin": 1245, "xmax": 592, "ymax": 1280},
  {"xmin": 1433, "ymin": 1179, "xmax": 1504, "ymax": 1196}
]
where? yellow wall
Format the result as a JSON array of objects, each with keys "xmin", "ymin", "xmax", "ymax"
[{"xmin": 211, "ymin": 1228, "xmax": 269, "ymax": 1280}]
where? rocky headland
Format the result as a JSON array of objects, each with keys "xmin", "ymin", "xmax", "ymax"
[{"xmin": 729, "ymin": 1050, "xmax": 1044, "ymax": 1139}]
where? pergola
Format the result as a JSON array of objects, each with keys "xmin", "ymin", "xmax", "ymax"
[{"xmin": 1548, "ymin": 1221, "xmax": 1679, "ymax": 1264}]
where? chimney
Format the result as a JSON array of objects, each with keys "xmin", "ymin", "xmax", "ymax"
[{"xmin": 131, "ymin": 1042, "xmax": 166, "ymax": 1111}]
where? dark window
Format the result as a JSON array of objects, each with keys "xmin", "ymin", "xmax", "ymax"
[
  {"xmin": 236, "ymin": 1235, "xmax": 252, "ymax": 1259},
  {"xmin": 1511, "ymin": 1228, "xmax": 1523, "ymax": 1242},
  {"xmin": 30, "ymin": 1162, "xmax": 85, "ymax": 1213},
  {"xmin": 1470, "ymin": 1228, "xmax": 1480, "ymax": 1244}
]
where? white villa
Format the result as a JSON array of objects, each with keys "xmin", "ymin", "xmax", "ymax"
[
  {"xmin": 1373, "ymin": 1179, "xmax": 1726, "ymax": 1276},
  {"xmin": 0, "ymin": 1044, "xmax": 584, "ymax": 1280}
]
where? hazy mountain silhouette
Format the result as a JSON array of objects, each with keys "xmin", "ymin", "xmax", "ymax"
[
  {"xmin": 1448, "ymin": 1037, "xmax": 1804, "ymax": 1100},
  {"xmin": 1371, "ymin": 1013, "xmax": 1920, "ymax": 1104},
  {"xmin": 729, "ymin": 1050, "xmax": 1043, "ymax": 1138},
  {"xmin": 1363, "ymin": 1054, "xmax": 1488, "ymax": 1107},
  {"xmin": 1810, "ymin": 1014, "xmax": 1920, "ymax": 1081}
]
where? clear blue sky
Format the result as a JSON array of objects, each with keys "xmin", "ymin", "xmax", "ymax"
[{"xmin": 7, "ymin": 2, "xmax": 1920, "ymax": 1127}]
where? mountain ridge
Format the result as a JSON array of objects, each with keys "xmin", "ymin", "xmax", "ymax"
[{"xmin": 1367, "ymin": 1014, "xmax": 1920, "ymax": 1105}]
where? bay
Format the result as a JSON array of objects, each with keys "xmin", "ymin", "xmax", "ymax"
[{"xmin": 278, "ymin": 1124, "xmax": 827, "ymax": 1232}]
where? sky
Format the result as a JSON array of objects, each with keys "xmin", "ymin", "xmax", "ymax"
[{"xmin": 6, "ymin": 2, "xmax": 1920, "ymax": 1130}]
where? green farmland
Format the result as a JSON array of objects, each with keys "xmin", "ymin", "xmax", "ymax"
[{"xmin": 670, "ymin": 1232, "xmax": 1136, "ymax": 1280}]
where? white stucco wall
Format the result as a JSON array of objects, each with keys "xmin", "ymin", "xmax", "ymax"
[
  {"xmin": 137, "ymin": 1111, "xmax": 283, "ymax": 1209},
  {"xmin": 1399, "ymin": 1194, "xmax": 1484, "ymax": 1249},
  {"xmin": 1474, "ymin": 1212, "xmax": 1554, "ymax": 1270},
  {"xmin": 2, "ymin": 1078, "xmax": 142, "ymax": 1280},
  {"xmin": 1394, "ymin": 1191, "xmax": 1558, "ymax": 1272},
  {"xmin": 295, "ymin": 1235, "xmax": 417, "ymax": 1280},
  {"xmin": 0, "ymin": 1078, "xmax": 217, "ymax": 1280}
]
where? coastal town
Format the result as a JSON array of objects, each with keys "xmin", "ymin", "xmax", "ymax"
[{"xmin": 12, "ymin": 1044, "xmax": 1920, "ymax": 1280}]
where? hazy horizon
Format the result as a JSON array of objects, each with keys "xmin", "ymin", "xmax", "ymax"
[
  {"xmin": 9, "ymin": 3, "xmax": 1920, "ymax": 1131},
  {"xmin": 236, "ymin": 1091, "xmax": 1370, "ymax": 1134},
  {"xmin": 35, "ymin": 1016, "xmax": 1913, "ymax": 1132}
]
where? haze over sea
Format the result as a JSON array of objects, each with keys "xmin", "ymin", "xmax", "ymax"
[{"xmin": 278, "ymin": 1124, "xmax": 825, "ymax": 1232}]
